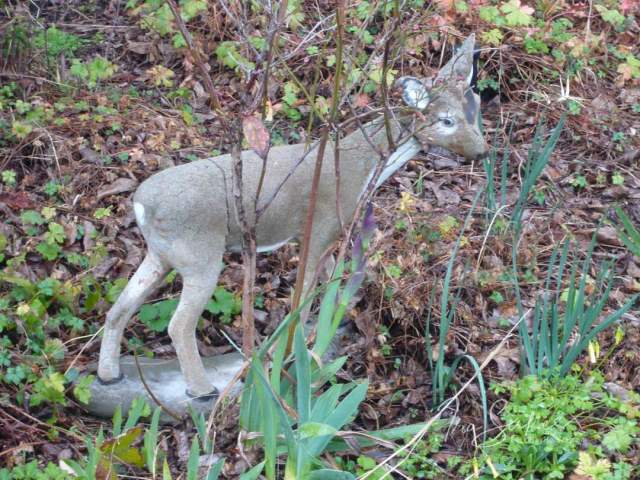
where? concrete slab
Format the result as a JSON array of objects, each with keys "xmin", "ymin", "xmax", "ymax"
[{"xmin": 84, "ymin": 352, "xmax": 244, "ymax": 423}]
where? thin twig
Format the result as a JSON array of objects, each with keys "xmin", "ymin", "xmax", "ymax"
[
  {"xmin": 230, "ymin": 139, "xmax": 256, "ymax": 357},
  {"xmin": 133, "ymin": 353, "xmax": 182, "ymax": 422},
  {"xmin": 165, "ymin": 0, "xmax": 222, "ymax": 112},
  {"xmin": 287, "ymin": 125, "xmax": 330, "ymax": 351}
]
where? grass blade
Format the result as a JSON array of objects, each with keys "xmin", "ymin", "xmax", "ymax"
[{"xmin": 294, "ymin": 324, "xmax": 311, "ymax": 425}]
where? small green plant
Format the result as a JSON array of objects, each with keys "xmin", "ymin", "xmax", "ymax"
[
  {"xmin": 0, "ymin": 461, "xmax": 71, "ymax": 480},
  {"xmin": 44, "ymin": 180, "xmax": 63, "ymax": 197},
  {"xmin": 474, "ymin": 373, "xmax": 639, "ymax": 479},
  {"xmin": 35, "ymin": 222, "xmax": 66, "ymax": 260},
  {"xmin": 567, "ymin": 99, "xmax": 582, "ymax": 115},
  {"xmin": 70, "ymin": 56, "xmax": 117, "ymax": 88},
  {"xmin": 11, "ymin": 120, "xmax": 33, "ymax": 139},
  {"xmin": 1, "ymin": 169, "xmax": 17, "ymax": 186},
  {"xmin": 93, "ymin": 206, "xmax": 112, "ymax": 219},
  {"xmin": 137, "ymin": 285, "xmax": 241, "ymax": 332},
  {"xmin": 594, "ymin": 4, "xmax": 626, "ymax": 30},
  {"xmin": 127, "ymin": 0, "xmax": 208, "ymax": 47},
  {"xmin": 34, "ymin": 26, "xmax": 85, "ymax": 61},
  {"xmin": 479, "ymin": 0, "xmax": 534, "ymax": 28},
  {"xmin": 612, "ymin": 131, "xmax": 625, "ymax": 143},
  {"xmin": 398, "ymin": 432, "xmax": 470, "ymax": 479},
  {"xmin": 612, "ymin": 171, "xmax": 625, "ymax": 186},
  {"xmin": 215, "ymin": 41, "xmax": 256, "ymax": 72},
  {"xmin": 489, "ymin": 290, "xmax": 505, "ymax": 304},
  {"xmin": 571, "ymin": 174, "xmax": 588, "ymax": 189},
  {"xmin": 425, "ymin": 189, "xmax": 488, "ymax": 443},
  {"xmin": 205, "ymin": 286, "xmax": 242, "ymax": 324}
]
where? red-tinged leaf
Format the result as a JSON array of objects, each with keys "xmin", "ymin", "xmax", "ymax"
[
  {"xmin": 354, "ymin": 93, "xmax": 370, "ymax": 108},
  {"xmin": 0, "ymin": 191, "xmax": 37, "ymax": 210},
  {"xmin": 433, "ymin": 0, "xmax": 455, "ymax": 13},
  {"xmin": 621, "ymin": 0, "xmax": 639, "ymax": 13},
  {"xmin": 242, "ymin": 115, "xmax": 270, "ymax": 159}
]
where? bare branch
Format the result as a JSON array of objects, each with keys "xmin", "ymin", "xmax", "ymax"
[{"xmin": 165, "ymin": 0, "xmax": 222, "ymax": 112}]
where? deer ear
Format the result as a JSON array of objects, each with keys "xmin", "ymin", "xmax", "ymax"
[
  {"xmin": 397, "ymin": 76, "xmax": 430, "ymax": 110},
  {"xmin": 436, "ymin": 34, "xmax": 477, "ymax": 86}
]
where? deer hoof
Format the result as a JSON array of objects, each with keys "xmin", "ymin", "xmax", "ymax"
[
  {"xmin": 186, "ymin": 388, "xmax": 219, "ymax": 401},
  {"xmin": 96, "ymin": 372, "xmax": 124, "ymax": 385}
]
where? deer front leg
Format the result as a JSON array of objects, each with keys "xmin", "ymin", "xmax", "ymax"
[
  {"xmin": 167, "ymin": 272, "xmax": 221, "ymax": 397},
  {"xmin": 98, "ymin": 254, "xmax": 168, "ymax": 383}
]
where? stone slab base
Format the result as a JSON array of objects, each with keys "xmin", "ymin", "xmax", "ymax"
[{"xmin": 84, "ymin": 352, "xmax": 244, "ymax": 423}]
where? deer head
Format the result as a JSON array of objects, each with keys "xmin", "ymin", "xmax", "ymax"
[{"xmin": 396, "ymin": 34, "xmax": 488, "ymax": 161}]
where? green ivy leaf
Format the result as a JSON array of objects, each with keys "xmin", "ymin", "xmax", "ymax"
[
  {"xmin": 479, "ymin": 6, "xmax": 502, "ymax": 25},
  {"xmin": 36, "ymin": 242, "xmax": 62, "ymax": 260},
  {"xmin": 602, "ymin": 421, "xmax": 638, "ymax": 453},
  {"xmin": 11, "ymin": 121, "xmax": 33, "ymax": 139},
  {"xmin": 20, "ymin": 210, "xmax": 45, "ymax": 226},
  {"xmin": 594, "ymin": 5, "xmax": 625, "ymax": 28},
  {"xmin": 94, "ymin": 206, "xmax": 112, "ymax": 219},
  {"xmin": 500, "ymin": 0, "xmax": 534, "ymax": 27},
  {"xmin": 283, "ymin": 82, "xmax": 298, "ymax": 106},
  {"xmin": 180, "ymin": 0, "xmax": 206, "ymax": 21},
  {"xmin": 482, "ymin": 28, "xmax": 504, "ymax": 46},
  {"xmin": 73, "ymin": 374, "xmax": 95, "ymax": 405},
  {"xmin": 44, "ymin": 223, "xmax": 66, "ymax": 245},
  {"xmin": 139, "ymin": 299, "xmax": 178, "ymax": 332},
  {"xmin": 30, "ymin": 371, "xmax": 67, "ymax": 407}
]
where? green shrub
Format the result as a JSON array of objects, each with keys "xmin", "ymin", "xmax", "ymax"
[{"xmin": 475, "ymin": 373, "xmax": 639, "ymax": 479}]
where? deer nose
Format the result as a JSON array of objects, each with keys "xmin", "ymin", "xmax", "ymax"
[
  {"xmin": 474, "ymin": 150, "xmax": 490, "ymax": 161},
  {"xmin": 474, "ymin": 138, "xmax": 490, "ymax": 160}
]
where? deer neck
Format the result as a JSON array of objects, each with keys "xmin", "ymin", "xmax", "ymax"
[
  {"xmin": 339, "ymin": 117, "xmax": 422, "ymax": 200},
  {"xmin": 374, "ymin": 134, "xmax": 422, "ymax": 188}
]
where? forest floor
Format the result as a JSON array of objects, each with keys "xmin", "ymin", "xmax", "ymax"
[{"xmin": 1, "ymin": 0, "xmax": 640, "ymax": 478}]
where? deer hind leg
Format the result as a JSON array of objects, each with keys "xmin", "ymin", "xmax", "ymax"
[
  {"xmin": 98, "ymin": 253, "xmax": 169, "ymax": 382},
  {"xmin": 167, "ymin": 261, "xmax": 223, "ymax": 398}
]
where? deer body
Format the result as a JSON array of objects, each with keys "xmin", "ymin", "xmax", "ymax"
[
  {"xmin": 134, "ymin": 120, "xmax": 418, "ymax": 256},
  {"xmin": 97, "ymin": 35, "xmax": 488, "ymax": 397}
]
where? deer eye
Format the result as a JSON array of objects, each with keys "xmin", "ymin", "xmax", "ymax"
[{"xmin": 440, "ymin": 117, "xmax": 455, "ymax": 127}]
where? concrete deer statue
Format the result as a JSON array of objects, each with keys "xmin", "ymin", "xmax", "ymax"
[{"xmin": 94, "ymin": 34, "xmax": 487, "ymax": 409}]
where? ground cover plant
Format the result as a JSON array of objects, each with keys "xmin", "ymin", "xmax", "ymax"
[{"xmin": 1, "ymin": 0, "xmax": 639, "ymax": 478}]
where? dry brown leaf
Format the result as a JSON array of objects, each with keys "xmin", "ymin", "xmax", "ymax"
[
  {"xmin": 242, "ymin": 115, "xmax": 270, "ymax": 159},
  {"xmin": 0, "ymin": 191, "xmax": 37, "ymax": 209},
  {"xmin": 96, "ymin": 177, "xmax": 138, "ymax": 201}
]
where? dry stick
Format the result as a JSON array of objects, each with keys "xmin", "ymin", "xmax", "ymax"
[
  {"xmin": 250, "ymin": 0, "xmax": 288, "ymax": 205},
  {"xmin": 133, "ymin": 353, "xmax": 182, "ymax": 422},
  {"xmin": 233, "ymin": 1, "xmax": 288, "ymax": 358},
  {"xmin": 165, "ymin": 0, "xmax": 222, "ymax": 112},
  {"xmin": 286, "ymin": 126, "xmax": 330, "ymax": 353},
  {"xmin": 255, "ymin": 51, "xmax": 330, "ymax": 220},
  {"xmin": 165, "ymin": 0, "xmax": 256, "ymax": 359},
  {"xmin": 381, "ymin": 1, "xmax": 400, "ymax": 152},
  {"xmin": 201, "ymin": 0, "xmax": 289, "ymax": 441},
  {"xmin": 230, "ymin": 140, "xmax": 256, "ymax": 357},
  {"xmin": 257, "ymin": 0, "xmax": 288, "ymax": 113},
  {"xmin": 332, "ymin": 8, "xmax": 404, "ymax": 266},
  {"xmin": 331, "ymin": 0, "xmax": 346, "ymax": 233},
  {"xmin": 286, "ymin": 0, "xmax": 346, "ymax": 350}
]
